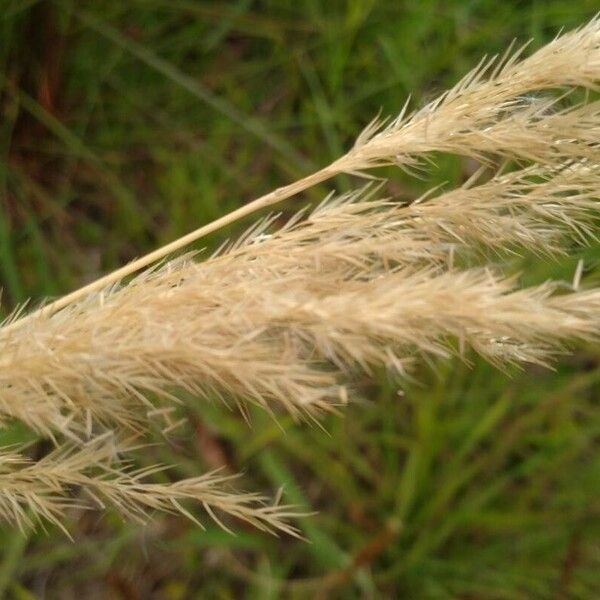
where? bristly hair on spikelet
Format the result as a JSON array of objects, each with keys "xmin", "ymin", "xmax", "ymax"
[
  {"xmin": 1, "ymin": 17, "xmax": 600, "ymax": 537},
  {"xmin": 0, "ymin": 436, "xmax": 303, "ymax": 539}
]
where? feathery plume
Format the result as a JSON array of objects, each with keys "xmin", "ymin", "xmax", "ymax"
[
  {"xmin": 0, "ymin": 437, "xmax": 302, "ymax": 538},
  {"xmin": 345, "ymin": 18, "xmax": 600, "ymax": 171},
  {"xmin": 2, "ymin": 18, "xmax": 600, "ymax": 535},
  {"xmin": 2, "ymin": 160, "xmax": 600, "ymax": 439},
  {"xmin": 6, "ymin": 17, "xmax": 600, "ymax": 318}
]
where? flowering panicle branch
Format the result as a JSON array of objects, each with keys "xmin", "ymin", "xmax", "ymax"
[{"xmin": 2, "ymin": 18, "xmax": 600, "ymax": 535}]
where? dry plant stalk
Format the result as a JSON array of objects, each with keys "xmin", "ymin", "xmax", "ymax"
[{"xmin": 1, "ymin": 17, "xmax": 600, "ymax": 536}]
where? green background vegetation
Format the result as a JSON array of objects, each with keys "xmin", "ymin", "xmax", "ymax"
[{"xmin": 1, "ymin": 1, "xmax": 600, "ymax": 598}]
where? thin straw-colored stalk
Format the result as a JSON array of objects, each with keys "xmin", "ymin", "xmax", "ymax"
[
  {"xmin": 4, "ymin": 17, "xmax": 600, "ymax": 332},
  {"xmin": 2, "ymin": 159, "xmax": 600, "ymax": 439}
]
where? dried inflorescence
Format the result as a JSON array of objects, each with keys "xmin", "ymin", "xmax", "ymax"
[
  {"xmin": 1, "ymin": 17, "xmax": 600, "ymax": 536},
  {"xmin": 0, "ymin": 437, "xmax": 302, "ymax": 538},
  {"xmin": 344, "ymin": 18, "xmax": 600, "ymax": 171}
]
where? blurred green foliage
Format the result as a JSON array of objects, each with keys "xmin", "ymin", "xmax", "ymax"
[{"xmin": 1, "ymin": 0, "xmax": 600, "ymax": 598}]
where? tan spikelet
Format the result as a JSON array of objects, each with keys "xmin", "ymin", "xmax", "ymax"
[{"xmin": 0, "ymin": 437, "xmax": 302, "ymax": 538}]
